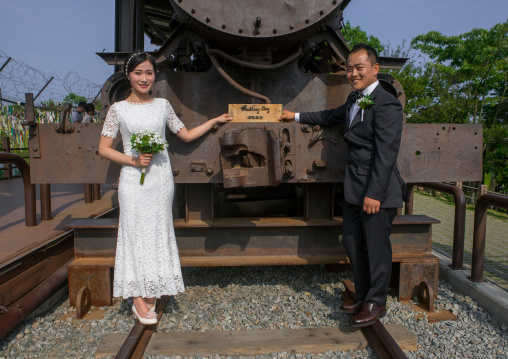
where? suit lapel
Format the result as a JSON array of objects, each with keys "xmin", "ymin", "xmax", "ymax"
[
  {"xmin": 345, "ymin": 95, "xmax": 355, "ymax": 132},
  {"xmin": 349, "ymin": 109, "xmax": 362, "ymax": 130},
  {"xmin": 347, "ymin": 83, "xmax": 382, "ymax": 132}
]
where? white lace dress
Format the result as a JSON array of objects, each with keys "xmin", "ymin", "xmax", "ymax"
[{"xmin": 101, "ymin": 98, "xmax": 186, "ymax": 298}]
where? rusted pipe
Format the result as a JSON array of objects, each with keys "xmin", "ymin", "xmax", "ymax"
[
  {"xmin": 470, "ymin": 194, "xmax": 508, "ymax": 282},
  {"xmin": 0, "ymin": 153, "xmax": 36, "ymax": 226},
  {"xmin": 84, "ymin": 184, "xmax": 93, "ymax": 203},
  {"xmin": 416, "ymin": 182, "xmax": 466, "ymax": 269},
  {"xmin": 206, "ymin": 46, "xmax": 271, "ymax": 104},
  {"xmin": 0, "ymin": 261, "xmax": 69, "ymax": 339},
  {"xmin": 93, "ymin": 183, "xmax": 101, "ymax": 201},
  {"xmin": 206, "ymin": 46, "xmax": 302, "ymax": 71},
  {"xmin": 40, "ymin": 184, "xmax": 52, "ymax": 221}
]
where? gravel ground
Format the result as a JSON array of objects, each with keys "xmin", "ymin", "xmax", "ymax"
[{"xmin": 1, "ymin": 265, "xmax": 507, "ymax": 359}]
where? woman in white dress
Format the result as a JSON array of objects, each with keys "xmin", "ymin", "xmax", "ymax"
[{"xmin": 98, "ymin": 52, "xmax": 231, "ymax": 325}]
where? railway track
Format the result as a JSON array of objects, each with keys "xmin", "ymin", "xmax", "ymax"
[{"xmin": 113, "ymin": 281, "xmax": 408, "ymax": 359}]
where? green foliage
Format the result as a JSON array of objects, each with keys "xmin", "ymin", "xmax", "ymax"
[
  {"xmin": 483, "ymin": 126, "xmax": 508, "ymax": 192},
  {"xmin": 410, "ymin": 21, "xmax": 508, "ymax": 124},
  {"xmin": 340, "ymin": 20, "xmax": 384, "ymax": 54},
  {"xmin": 62, "ymin": 93, "xmax": 87, "ymax": 107}
]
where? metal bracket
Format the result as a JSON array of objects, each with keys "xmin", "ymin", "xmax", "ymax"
[
  {"xmin": 76, "ymin": 286, "xmax": 92, "ymax": 319},
  {"xmin": 55, "ymin": 104, "xmax": 74, "ymax": 134},
  {"xmin": 190, "ymin": 161, "xmax": 206, "ymax": 172},
  {"xmin": 190, "ymin": 161, "xmax": 214, "ymax": 175},
  {"xmin": 417, "ymin": 280, "xmax": 434, "ymax": 312}
]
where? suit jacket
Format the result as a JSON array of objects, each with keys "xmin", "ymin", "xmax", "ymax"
[{"xmin": 300, "ymin": 84, "xmax": 407, "ymax": 208}]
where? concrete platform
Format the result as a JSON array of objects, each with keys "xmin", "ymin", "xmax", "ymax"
[{"xmin": 434, "ymin": 249, "xmax": 508, "ymax": 326}]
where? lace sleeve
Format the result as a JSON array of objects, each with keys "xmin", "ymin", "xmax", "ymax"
[
  {"xmin": 101, "ymin": 105, "xmax": 120, "ymax": 138},
  {"xmin": 165, "ymin": 100, "xmax": 185, "ymax": 134}
]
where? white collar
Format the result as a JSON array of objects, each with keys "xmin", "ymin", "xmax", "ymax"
[{"xmin": 361, "ymin": 80, "xmax": 379, "ymax": 96}]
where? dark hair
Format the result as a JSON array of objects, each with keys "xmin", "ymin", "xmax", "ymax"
[
  {"xmin": 349, "ymin": 43, "xmax": 379, "ymax": 66},
  {"xmin": 124, "ymin": 51, "xmax": 157, "ymax": 76},
  {"xmin": 78, "ymin": 101, "xmax": 87, "ymax": 108},
  {"xmin": 86, "ymin": 103, "xmax": 95, "ymax": 112}
]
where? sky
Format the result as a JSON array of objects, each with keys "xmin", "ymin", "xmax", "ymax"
[{"xmin": 0, "ymin": 0, "xmax": 507, "ymax": 97}]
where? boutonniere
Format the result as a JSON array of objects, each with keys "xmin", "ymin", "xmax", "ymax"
[{"xmin": 357, "ymin": 94, "xmax": 375, "ymax": 110}]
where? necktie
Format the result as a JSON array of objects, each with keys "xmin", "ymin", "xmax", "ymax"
[{"xmin": 351, "ymin": 91, "xmax": 364, "ymax": 103}]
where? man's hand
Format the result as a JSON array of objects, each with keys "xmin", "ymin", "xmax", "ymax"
[
  {"xmin": 363, "ymin": 196, "xmax": 380, "ymax": 214},
  {"xmin": 279, "ymin": 110, "xmax": 296, "ymax": 122}
]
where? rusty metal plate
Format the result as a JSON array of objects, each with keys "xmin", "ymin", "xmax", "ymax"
[
  {"xmin": 28, "ymin": 123, "xmax": 482, "ymax": 185},
  {"xmin": 29, "ymin": 123, "xmax": 122, "ymax": 184},
  {"xmin": 398, "ymin": 124, "xmax": 483, "ymax": 183}
]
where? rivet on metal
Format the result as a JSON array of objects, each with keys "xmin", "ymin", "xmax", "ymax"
[
  {"xmin": 239, "ymin": 29, "xmax": 243, "ymax": 33},
  {"xmin": 305, "ymin": 19, "xmax": 310, "ymax": 24},
  {"xmin": 222, "ymin": 24, "xmax": 227, "ymax": 29},
  {"xmin": 289, "ymin": 25, "xmax": 294, "ymax": 30},
  {"xmin": 191, "ymin": 8, "xmax": 196, "ymax": 14},
  {"xmin": 273, "ymin": 29, "xmax": 277, "ymax": 34},
  {"xmin": 320, "ymin": 10, "xmax": 324, "ymax": 15},
  {"xmin": 206, "ymin": 17, "xmax": 210, "ymax": 23}
]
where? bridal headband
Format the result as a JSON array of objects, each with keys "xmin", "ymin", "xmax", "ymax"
[{"xmin": 125, "ymin": 52, "xmax": 155, "ymax": 75}]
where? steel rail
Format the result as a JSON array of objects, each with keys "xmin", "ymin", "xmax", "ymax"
[
  {"xmin": 470, "ymin": 193, "xmax": 508, "ymax": 281},
  {"xmin": 414, "ymin": 182, "xmax": 467, "ymax": 269},
  {"xmin": 343, "ymin": 280, "xmax": 408, "ymax": 359},
  {"xmin": 115, "ymin": 296, "xmax": 170, "ymax": 359}
]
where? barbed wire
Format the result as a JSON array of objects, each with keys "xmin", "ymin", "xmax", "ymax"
[{"xmin": 0, "ymin": 50, "xmax": 102, "ymax": 105}]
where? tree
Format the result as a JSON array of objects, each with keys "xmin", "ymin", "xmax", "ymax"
[
  {"xmin": 410, "ymin": 20, "xmax": 508, "ymax": 124},
  {"xmin": 340, "ymin": 21, "xmax": 384, "ymax": 54},
  {"xmin": 63, "ymin": 93, "xmax": 88, "ymax": 107}
]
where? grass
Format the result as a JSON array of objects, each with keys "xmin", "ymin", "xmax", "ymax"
[{"xmin": 415, "ymin": 190, "xmax": 508, "ymax": 220}]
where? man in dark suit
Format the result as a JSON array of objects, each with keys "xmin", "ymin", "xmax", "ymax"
[{"xmin": 279, "ymin": 43, "xmax": 407, "ymax": 327}]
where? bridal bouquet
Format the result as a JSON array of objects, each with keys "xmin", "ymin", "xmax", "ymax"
[{"xmin": 130, "ymin": 131, "xmax": 168, "ymax": 184}]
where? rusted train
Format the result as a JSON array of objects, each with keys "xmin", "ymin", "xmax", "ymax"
[{"xmin": 27, "ymin": 0, "xmax": 483, "ymax": 307}]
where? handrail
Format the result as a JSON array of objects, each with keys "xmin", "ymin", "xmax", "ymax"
[
  {"xmin": 470, "ymin": 193, "xmax": 508, "ymax": 281},
  {"xmin": 413, "ymin": 182, "xmax": 467, "ymax": 269},
  {"xmin": 0, "ymin": 152, "xmax": 36, "ymax": 226}
]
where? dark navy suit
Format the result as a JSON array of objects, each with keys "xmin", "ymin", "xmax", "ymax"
[{"xmin": 300, "ymin": 83, "xmax": 407, "ymax": 306}]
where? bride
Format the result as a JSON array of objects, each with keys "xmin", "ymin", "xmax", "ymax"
[{"xmin": 99, "ymin": 51, "xmax": 231, "ymax": 324}]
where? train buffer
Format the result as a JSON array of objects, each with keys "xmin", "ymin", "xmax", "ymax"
[{"xmin": 67, "ymin": 214, "xmax": 440, "ymax": 308}]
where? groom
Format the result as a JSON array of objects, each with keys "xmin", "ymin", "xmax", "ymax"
[{"xmin": 279, "ymin": 43, "xmax": 407, "ymax": 327}]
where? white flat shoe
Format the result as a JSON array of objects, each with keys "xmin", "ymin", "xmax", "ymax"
[{"xmin": 132, "ymin": 304, "xmax": 157, "ymax": 325}]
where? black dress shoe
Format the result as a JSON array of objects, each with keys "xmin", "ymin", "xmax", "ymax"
[
  {"xmin": 352, "ymin": 302, "xmax": 386, "ymax": 327},
  {"xmin": 340, "ymin": 300, "xmax": 365, "ymax": 314}
]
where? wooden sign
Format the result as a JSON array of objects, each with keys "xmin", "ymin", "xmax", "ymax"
[{"xmin": 228, "ymin": 104, "xmax": 283, "ymax": 122}]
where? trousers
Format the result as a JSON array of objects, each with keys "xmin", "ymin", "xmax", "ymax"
[{"xmin": 342, "ymin": 201, "xmax": 397, "ymax": 306}]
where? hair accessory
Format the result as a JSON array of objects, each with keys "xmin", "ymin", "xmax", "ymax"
[{"xmin": 125, "ymin": 52, "xmax": 155, "ymax": 75}]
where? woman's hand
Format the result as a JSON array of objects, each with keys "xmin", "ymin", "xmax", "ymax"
[
  {"xmin": 212, "ymin": 113, "xmax": 233, "ymax": 124},
  {"xmin": 135, "ymin": 153, "xmax": 153, "ymax": 168}
]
